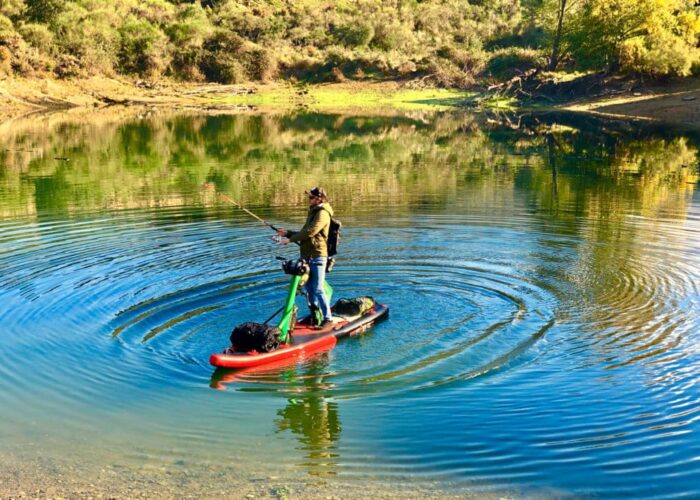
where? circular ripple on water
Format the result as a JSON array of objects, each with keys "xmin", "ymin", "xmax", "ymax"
[
  {"xmin": 556, "ymin": 216, "xmax": 700, "ymax": 373},
  {"xmin": 87, "ymin": 214, "xmax": 560, "ymax": 399},
  {"xmin": 1, "ymin": 207, "xmax": 696, "ymax": 404},
  {"xmin": 108, "ymin": 259, "xmax": 558, "ymax": 397},
  {"xmin": 2, "ymin": 203, "xmax": 700, "ymax": 495},
  {"xmin": 0, "ymin": 208, "xmax": 275, "ymax": 407}
]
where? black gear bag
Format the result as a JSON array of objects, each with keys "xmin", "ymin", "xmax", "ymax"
[{"xmin": 230, "ymin": 322, "xmax": 281, "ymax": 352}]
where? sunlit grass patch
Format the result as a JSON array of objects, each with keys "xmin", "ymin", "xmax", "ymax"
[{"xmin": 214, "ymin": 83, "xmax": 473, "ymax": 110}]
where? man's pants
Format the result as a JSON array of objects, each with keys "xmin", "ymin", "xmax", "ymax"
[{"xmin": 304, "ymin": 256, "xmax": 332, "ymax": 321}]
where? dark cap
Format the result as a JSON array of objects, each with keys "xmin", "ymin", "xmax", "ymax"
[{"xmin": 305, "ymin": 187, "xmax": 328, "ymax": 199}]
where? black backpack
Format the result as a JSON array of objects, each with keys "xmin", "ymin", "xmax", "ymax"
[{"xmin": 321, "ymin": 207, "xmax": 341, "ymax": 257}]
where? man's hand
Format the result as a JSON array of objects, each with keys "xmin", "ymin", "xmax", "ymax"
[
  {"xmin": 276, "ymin": 229, "xmax": 288, "ymax": 237},
  {"xmin": 278, "ymin": 237, "xmax": 290, "ymax": 246}
]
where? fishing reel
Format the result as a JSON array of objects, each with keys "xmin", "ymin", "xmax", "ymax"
[
  {"xmin": 276, "ymin": 256, "xmax": 337, "ymax": 275},
  {"xmin": 278, "ymin": 257, "xmax": 310, "ymax": 276}
]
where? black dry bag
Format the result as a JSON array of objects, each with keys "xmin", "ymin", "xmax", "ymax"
[{"xmin": 230, "ymin": 322, "xmax": 281, "ymax": 353}]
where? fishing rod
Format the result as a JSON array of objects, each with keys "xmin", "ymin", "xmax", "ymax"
[
  {"xmin": 217, "ymin": 192, "xmax": 279, "ymax": 232},
  {"xmin": 202, "ymin": 183, "xmax": 300, "ymax": 247}
]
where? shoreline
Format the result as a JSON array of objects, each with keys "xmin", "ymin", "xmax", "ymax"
[
  {"xmin": 3, "ymin": 76, "xmax": 700, "ymax": 127},
  {"xmin": 557, "ymin": 76, "xmax": 700, "ymax": 129},
  {"xmin": 0, "ymin": 77, "xmax": 470, "ymax": 119},
  {"xmin": 0, "ymin": 451, "xmax": 519, "ymax": 499}
]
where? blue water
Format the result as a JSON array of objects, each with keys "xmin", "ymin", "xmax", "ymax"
[{"xmin": 1, "ymin": 111, "xmax": 699, "ymax": 496}]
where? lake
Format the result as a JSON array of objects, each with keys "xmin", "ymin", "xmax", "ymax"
[{"xmin": 1, "ymin": 108, "xmax": 699, "ymax": 497}]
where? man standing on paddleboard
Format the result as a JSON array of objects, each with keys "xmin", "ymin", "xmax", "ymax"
[{"xmin": 276, "ymin": 187, "xmax": 335, "ymax": 328}]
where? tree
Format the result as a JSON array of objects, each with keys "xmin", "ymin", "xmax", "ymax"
[
  {"xmin": 566, "ymin": 0, "xmax": 700, "ymax": 76},
  {"xmin": 524, "ymin": 0, "xmax": 582, "ymax": 71},
  {"xmin": 548, "ymin": 0, "xmax": 566, "ymax": 70}
]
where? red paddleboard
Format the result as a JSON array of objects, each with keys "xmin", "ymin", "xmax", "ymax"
[{"xmin": 209, "ymin": 304, "xmax": 389, "ymax": 369}]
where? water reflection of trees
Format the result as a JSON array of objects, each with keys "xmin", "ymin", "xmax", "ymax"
[
  {"xmin": 0, "ymin": 110, "xmax": 485, "ymax": 216},
  {"xmin": 502, "ymin": 117, "xmax": 699, "ymax": 369},
  {"xmin": 493, "ymin": 117, "xmax": 699, "ymax": 220},
  {"xmin": 0, "ymin": 110, "xmax": 697, "ymax": 220}
]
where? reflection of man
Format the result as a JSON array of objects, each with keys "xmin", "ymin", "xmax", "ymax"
[
  {"xmin": 275, "ymin": 357, "xmax": 341, "ymax": 476},
  {"xmin": 276, "ymin": 187, "xmax": 335, "ymax": 327}
]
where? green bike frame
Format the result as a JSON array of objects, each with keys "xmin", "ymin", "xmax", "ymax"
[{"xmin": 277, "ymin": 276, "xmax": 333, "ymax": 343}]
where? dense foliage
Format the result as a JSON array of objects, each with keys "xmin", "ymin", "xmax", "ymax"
[{"xmin": 0, "ymin": 0, "xmax": 699, "ymax": 85}]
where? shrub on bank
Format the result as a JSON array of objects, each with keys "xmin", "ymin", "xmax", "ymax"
[
  {"xmin": 52, "ymin": 4, "xmax": 120, "ymax": 75},
  {"xmin": 0, "ymin": 16, "xmax": 47, "ymax": 77},
  {"xmin": 618, "ymin": 34, "xmax": 699, "ymax": 78},
  {"xmin": 0, "ymin": 45, "xmax": 11, "ymax": 77},
  {"xmin": 371, "ymin": 20, "xmax": 416, "ymax": 53},
  {"xmin": 54, "ymin": 53, "xmax": 81, "ymax": 78},
  {"xmin": 245, "ymin": 45, "xmax": 277, "ymax": 81},
  {"xmin": 0, "ymin": 14, "xmax": 14, "ymax": 42},
  {"xmin": 421, "ymin": 47, "xmax": 486, "ymax": 88},
  {"xmin": 17, "ymin": 23, "xmax": 55, "ymax": 55},
  {"xmin": 118, "ymin": 19, "xmax": 169, "ymax": 78},
  {"xmin": 199, "ymin": 29, "xmax": 279, "ymax": 84},
  {"xmin": 0, "ymin": 0, "xmax": 26, "ymax": 20},
  {"xmin": 332, "ymin": 21, "xmax": 374, "ymax": 48},
  {"xmin": 166, "ymin": 3, "xmax": 212, "ymax": 80},
  {"xmin": 215, "ymin": 0, "xmax": 286, "ymax": 45},
  {"xmin": 486, "ymin": 47, "xmax": 545, "ymax": 81},
  {"xmin": 24, "ymin": 0, "xmax": 65, "ymax": 24},
  {"xmin": 129, "ymin": 0, "xmax": 176, "ymax": 27},
  {"xmin": 442, "ymin": 47, "xmax": 487, "ymax": 76},
  {"xmin": 285, "ymin": 47, "xmax": 396, "ymax": 83},
  {"xmin": 200, "ymin": 30, "xmax": 244, "ymax": 83},
  {"xmin": 426, "ymin": 57, "xmax": 476, "ymax": 88}
]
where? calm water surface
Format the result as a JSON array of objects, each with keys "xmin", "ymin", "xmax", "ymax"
[{"xmin": 1, "ymin": 110, "xmax": 699, "ymax": 496}]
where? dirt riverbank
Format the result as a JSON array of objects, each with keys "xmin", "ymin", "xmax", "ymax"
[
  {"xmin": 4, "ymin": 75, "xmax": 700, "ymax": 126},
  {"xmin": 558, "ymin": 76, "xmax": 700, "ymax": 127},
  {"xmin": 0, "ymin": 76, "xmax": 262, "ymax": 119},
  {"xmin": 0, "ymin": 76, "xmax": 468, "ymax": 119}
]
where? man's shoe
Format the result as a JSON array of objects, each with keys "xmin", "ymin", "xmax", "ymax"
[{"xmin": 319, "ymin": 319, "xmax": 335, "ymax": 329}]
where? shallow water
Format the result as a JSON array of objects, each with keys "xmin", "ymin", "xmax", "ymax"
[{"xmin": 1, "ymin": 109, "xmax": 699, "ymax": 496}]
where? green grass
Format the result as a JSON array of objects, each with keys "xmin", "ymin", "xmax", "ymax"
[
  {"xmin": 458, "ymin": 92, "xmax": 518, "ymax": 110},
  {"xmin": 485, "ymin": 95, "xmax": 518, "ymax": 110},
  {"xmin": 213, "ymin": 84, "xmax": 474, "ymax": 111}
]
